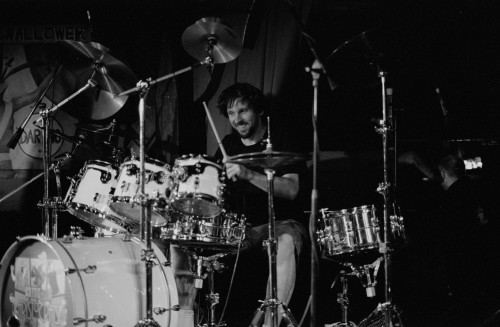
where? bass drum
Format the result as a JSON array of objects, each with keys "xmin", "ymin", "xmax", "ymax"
[{"xmin": 0, "ymin": 236, "xmax": 178, "ymax": 327}]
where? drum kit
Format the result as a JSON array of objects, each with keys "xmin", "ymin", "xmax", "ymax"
[{"xmin": 0, "ymin": 14, "xmax": 408, "ymax": 327}]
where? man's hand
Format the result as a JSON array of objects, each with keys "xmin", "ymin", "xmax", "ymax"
[{"xmin": 225, "ymin": 162, "xmax": 255, "ymax": 181}]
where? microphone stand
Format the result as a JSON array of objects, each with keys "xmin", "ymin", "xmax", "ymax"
[
  {"xmin": 306, "ymin": 60, "xmax": 321, "ymax": 327},
  {"xmin": 283, "ymin": 2, "xmax": 338, "ymax": 326},
  {"xmin": 7, "ymin": 65, "xmax": 62, "ymax": 149}
]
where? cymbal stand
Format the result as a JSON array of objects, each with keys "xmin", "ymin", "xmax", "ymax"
[
  {"xmin": 249, "ymin": 164, "xmax": 298, "ymax": 327},
  {"xmin": 132, "ymin": 82, "xmax": 161, "ymax": 327},
  {"xmin": 118, "ymin": 58, "xmax": 214, "ymax": 327},
  {"xmin": 373, "ymin": 71, "xmax": 402, "ymax": 326},
  {"xmin": 34, "ymin": 103, "xmax": 67, "ymax": 239}
]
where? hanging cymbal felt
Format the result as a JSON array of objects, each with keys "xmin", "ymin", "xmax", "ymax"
[
  {"xmin": 55, "ymin": 40, "xmax": 138, "ymax": 120},
  {"xmin": 182, "ymin": 17, "xmax": 242, "ymax": 64}
]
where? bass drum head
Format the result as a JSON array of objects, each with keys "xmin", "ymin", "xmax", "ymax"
[{"xmin": 0, "ymin": 235, "xmax": 178, "ymax": 327}]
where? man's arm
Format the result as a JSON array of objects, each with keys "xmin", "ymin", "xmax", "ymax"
[{"xmin": 224, "ymin": 162, "xmax": 299, "ymax": 200}]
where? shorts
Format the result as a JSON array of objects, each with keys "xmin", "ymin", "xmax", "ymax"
[{"xmin": 241, "ymin": 219, "xmax": 307, "ymax": 257}]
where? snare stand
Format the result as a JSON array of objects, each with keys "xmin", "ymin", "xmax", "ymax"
[
  {"xmin": 328, "ymin": 270, "xmax": 357, "ymax": 327},
  {"xmin": 180, "ymin": 248, "xmax": 228, "ymax": 327}
]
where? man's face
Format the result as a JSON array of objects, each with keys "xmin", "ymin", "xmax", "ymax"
[{"xmin": 227, "ymin": 99, "xmax": 261, "ymax": 139}]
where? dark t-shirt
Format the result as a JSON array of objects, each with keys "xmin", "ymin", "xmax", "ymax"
[{"xmin": 214, "ymin": 128, "xmax": 305, "ymax": 226}]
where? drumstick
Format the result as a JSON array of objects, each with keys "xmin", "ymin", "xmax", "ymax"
[
  {"xmin": 202, "ymin": 101, "xmax": 229, "ymax": 162},
  {"xmin": 202, "ymin": 101, "xmax": 237, "ymax": 182}
]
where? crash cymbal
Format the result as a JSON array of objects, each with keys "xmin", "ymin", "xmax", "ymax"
[
  {"xmin": 182, "ymin": 17, "xmax": 242, "ymax": 64},
  {"xmin": 49, "ymin": 130, "xmax": 96, "ymax": 152},
  {"xmin": 56, "ymin": 40, "xmax": 138, "ymax": 120},
  {"xmin": 226, "ymin": 151, "xmax": 309, "ymax": 169}
]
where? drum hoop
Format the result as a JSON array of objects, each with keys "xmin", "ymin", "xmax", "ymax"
[
  {"xmin": 175, "ymin": 155, "xmax": 222, "ymax": 170},
  {"xmin": 84, "ymin": 159, "xmax": 119, "ymax": 170},
  {"xmin": 122, "ymin": 156, "xmax": 168, "ymax": 167},
  {"xmin": 66, "ymin": 206, "xmax": 127, "ymax": 234}
]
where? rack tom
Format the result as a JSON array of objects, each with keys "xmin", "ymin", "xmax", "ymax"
[{"xmin": 170, "ymin": 155, "xmax": 226, "ymax": 218}]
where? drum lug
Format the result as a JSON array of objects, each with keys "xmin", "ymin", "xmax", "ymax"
[
  {"xmin": 154, "ymin": 304, "xmax": 180, "ymax": 315},
  {"xmin": 73, "ymin": 314, "xmax": 107, "ymax": 325},
  {"xmin": 65, "ymin": 265, "xmax": 97, "ymax": 275},
  {"xmin": 126, "ymin": 164, "xmax": 138, "ymax": 176},
  {"xmin": 141, "ymin": 248, "xmax": 158, "ymax": 263},
  {"xmin": 63, "ymin": 226, "xmax": 85, "ymax": 242},
  {"xmin": 100, "ymin": 171, "xmax": 112, "ymax": 183}
]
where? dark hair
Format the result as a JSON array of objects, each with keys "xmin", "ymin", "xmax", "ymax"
[
  {"xmin": 439, "ymin": 154, "xmax": 466, "ymax": 178},
  {"xmin": 216, "ymin": 83, "xmax": 266, "ymax": 117}
]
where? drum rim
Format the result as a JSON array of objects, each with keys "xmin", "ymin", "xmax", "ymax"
[
  {"xmin": 121, "ymin": 156, "xmax": 168, "ymax": 167},
  {"xmin": 170, "ymin": 193, "xmax": 223, "ymax": 218},
  {"xmin": 174, "ymin": 154, "xmax": 222, "ymax": 169},
  {"xmin": 67, "ymin": 205, "xmax": 130, "ymax": 234},
  {"xmin": 109, "ymin": 196, "xmax": 169, "ymax": 226},
  {"xmin": 84, "ymin": 159, "xmax": 120, "ymax": 170}
]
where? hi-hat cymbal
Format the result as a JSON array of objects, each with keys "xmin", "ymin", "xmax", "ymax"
[
  {"xmin": 56, "ymin": 40, "xmax": 138, "ymax": 120},
  {"xmin": 182, "ymin": 17, "xmax": 242, "ymax": 64},
  {"xmin": 49, "ymin": 130, "xmax": 97, "ymax": 152},
  {"xmin": 226, "ymin": 151, "xmax": 309, "ymax": 169}
]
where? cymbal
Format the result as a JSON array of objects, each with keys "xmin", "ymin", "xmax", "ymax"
[
  {"xmin": 226, "ymin": 151, "xmax": 309, "ymax": 169},
  {"xmin": 56, "ymin": 40, "xmax": 138, "ymax": 120},
  {"xmin": 182, "ymin": 17, "xmax": 242, "ymax": 64},
  {"xmin": 327, "ymin": 27, "xmax": 406, "ymax": 88},
  {"xmin": 49, "ymin": 130, "xmax": 96, "ymax": 152}
]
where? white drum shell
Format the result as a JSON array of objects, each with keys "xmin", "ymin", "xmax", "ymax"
[
  {"xmin": 110, "ymin": 158, "xmax": 172, "ymax": 227},
  {"xmin": 65, "ymin": 160, "xmax": 126, "ymax": 233},
  {"xmin": 170, "ymin": 155, "xmax": 225, "ymax": 218},
  {"xmin": 0, "ymin": 236, "xmax": 178, "ymax": 327}
]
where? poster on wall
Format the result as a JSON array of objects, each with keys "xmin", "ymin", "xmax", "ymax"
[{"xmin": 1, "ymin": 25, "xmax": 85, "ymax": 212}]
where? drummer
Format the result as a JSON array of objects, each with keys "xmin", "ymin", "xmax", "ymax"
[{"xmin": 213, "ymin": 82, "xmax": 307, "ymax": 325}]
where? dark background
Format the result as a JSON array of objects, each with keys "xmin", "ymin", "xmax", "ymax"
[{"xmin": 2, "ymin": 0, "xmax": 500, "ymax": 326}]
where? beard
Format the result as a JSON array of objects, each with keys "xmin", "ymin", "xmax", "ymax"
[{"xmin": 236, "ymin": 121, "xmax": 258, "ymax": 139}]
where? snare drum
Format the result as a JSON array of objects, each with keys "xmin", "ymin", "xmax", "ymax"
[
  {"xmin": 161, "ymin": 211, "xmax": 245, "ymax": 249},
  {"xmin": 64, "ymin": 160, "xmax": 130, "ymax": 234},
  {"xmin": 318, "ymin": 205, "xmax": 381, "ymax": 258},
  {"xmin": 110, "ymin": 157, "xmax": 172, "ymax": 227},
  {"xmin": 0, "ymin": 235, "xmax": 178, "ymax": 327},
  {"xmin": 170, "ymin": 154, "xmax": 226, "ymax": 218}
]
